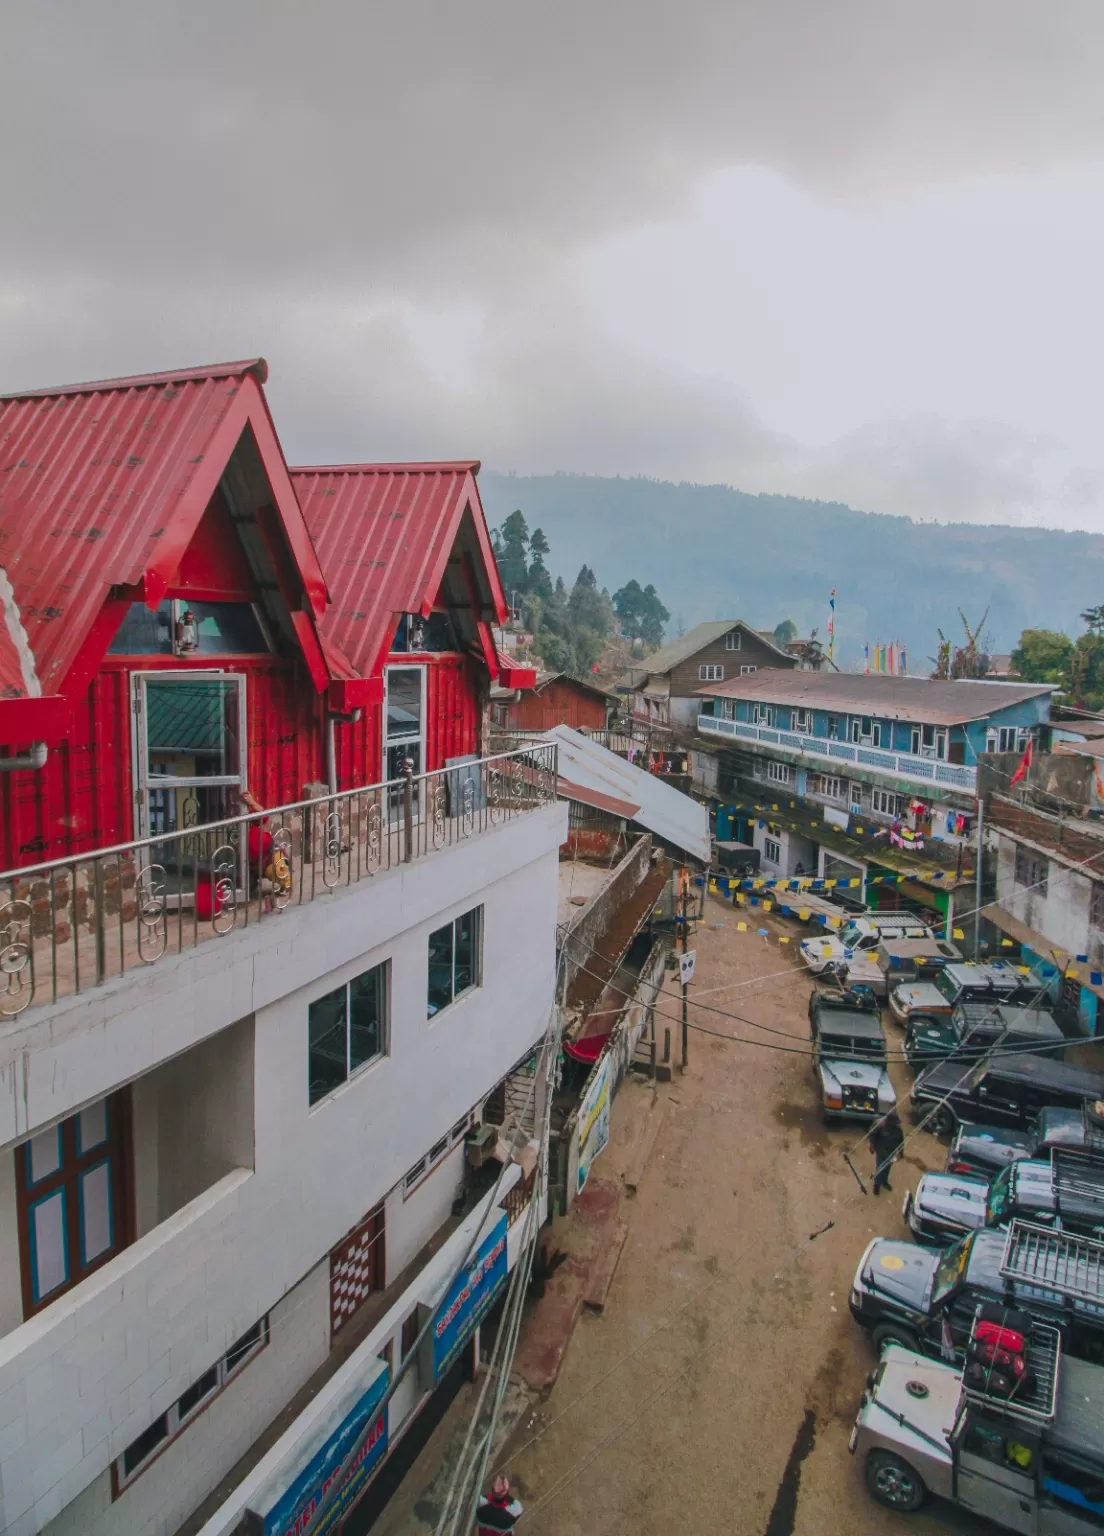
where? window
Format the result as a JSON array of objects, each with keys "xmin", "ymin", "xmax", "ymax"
[
  {"xmin": 15, "ymin": 1095, "xmax": 127, "ymax": 1317},
  {"xmin": 764, "ymin": 837, "xmax": 782, "ymax": 865},
  {"xmin": 826, "ymin": 714, "xmax": 840, "ymax": 740},
  {"xmin": 849, "ymin": 782, "xmax": 864, "ymax": 813},
  {"xmin": 699, "ymin": 664, "xmax": 724, "ymax": 682},
  {"xmin": 740, "ymin": 664, "xmax": 757, "ymax": 675},
  {"xmin": 794, "ymin": 710, "xmax": 811, "ymax": 733},
  {"xmin": 308, "ymin": 962, "xmax": 389, "ymax": 1106},
  {"xmin": 109, "ymin": 599, "xmax": 269, "ymax": 657},
  {"xmin": 1014, "ymin": 844, "xmax": 1048, "ymax": 895},
  {"xmin": 752, "ymin": 704, "xmax": 775, "ymax": 727},
  {"xmin": 428, "ymin": 908, "xmax": 482, "ymax": 1016},
  {"xmin": 725, "ymin": 631, "xmax": 742, "ymax": 651},
  {"xmin": 1092, "ymin": 884, "xmax": 1104, "ymax": 931},
  {"xmin": 849, "ymin": 717, "xmax": 883, "ymax": 747},
  {"xmin": 767, "ymin": 761, "xmax": 791, "ymax": 784},
  {"xmin": 809, "ymin": 774, "xmax": 842, "ymax": 800},
  {"xmin": 911, "ymin": 723, "xmax": 948, "ymax": 760},
  {"xmin": 115, "ymin": 1319, "xmax": 268, "ymax": 1488},
  {"xmin": 871, "ymin": 789, "xmax": 904, "ymax": 817},
  {"xmin": 403, "ymin": 1125, "xmax": 463, "ymax": 1198}
]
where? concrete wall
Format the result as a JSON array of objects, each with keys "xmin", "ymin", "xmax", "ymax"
[
  {"xmin": 0, "ymin": 802, "xmax": 565, "ymax": 1536},
  {"xmin": 559, "ymin": 833, "xmax": 651, "ymax": 996},
  {"xmin": 995, "ymin": 832, "xmax": 1097, "ymax": 960},
  {"xmin": 41, "ymin": 1261, "xmax": 330, "ymax": 1536}
]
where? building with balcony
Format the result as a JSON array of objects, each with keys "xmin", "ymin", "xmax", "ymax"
[
  {"xmin": 0, "ymin": 362, "xmax": 562, "ymax": 1536},
  {"xmin": 695, "ymin": 669, "xmax": 1054, "ymax": 933}
]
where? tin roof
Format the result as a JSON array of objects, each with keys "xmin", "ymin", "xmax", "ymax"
[
  {"xmin": 549, "ymin": 725, "xmax": 711, "ymax": 863},
  {"xmin": 697, "ymin": 667, "xmax": 1054, "ymax": 725},
  {"xmin": 623, "ymin": 621, "xmax": 795, "ymax": 685},
  {"xmin": 291, "ymin": 462, "xmax": 507, "ymax": 679},
  {"xmin": 0, "ymin": 359, "xmax": 328, "ymax": 702}
]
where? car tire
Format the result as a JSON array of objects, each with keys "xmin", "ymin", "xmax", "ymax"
[
  {"xmin": 865, "ymin": 1449, "xmax": 927, "ymax": 1512},
  {"xmin": 931, "ymin": 1105, "xmax": 957, "ymax": 1138},
  {"xmin": 871, "ymin": 1323, "xmax": 919, "ymax": 1355}
]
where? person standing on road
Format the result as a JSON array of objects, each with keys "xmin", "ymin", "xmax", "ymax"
[
  {"xmin": 477, "ymin": 1476, "xmax": 523, "ymax": 1533},
  {"xmin": 869, "ymin": 1110, "xmax": 904, "ymax": 1195}
]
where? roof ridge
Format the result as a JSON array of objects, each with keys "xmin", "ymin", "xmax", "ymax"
[
  {"xmin": 290, "ymin": 461, "xmax": 480, "ymax": 476},
  {"xmin": 0, "ymin": 359, "xmax": 267, "ymax": 402}
]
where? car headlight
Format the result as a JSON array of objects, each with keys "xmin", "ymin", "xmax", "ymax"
[{"xmin": 825, "ymin": 1089, "xmax": 843, "ymax": 1108}]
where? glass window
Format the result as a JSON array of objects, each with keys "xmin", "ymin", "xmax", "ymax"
[
  {"xmin": 1015, "ymin": 845, "xmax": 1048, "ymax": 894},
  {"xmin": 986, "ymin": 1167, "xmax": 1013, "ymax": 1224},
  {"xmin": 188, "ymin": 602, "xmax": 267, "ymax": 655},
  {"xmin": 427, "ymin": 907, "xmax": 483, "ymax": 1016},
  {"xmin": 308, "ymin": 962, "xmax": 389, "ymax": 1106},
  {"xmin": 930, "ymin": 1235, "xmax": 971, "ymax": 1305},
  {"xmin": 764, "ymin": 838, "xmax": 782, "ymax": 865},
  {"xmin": 935, "ymin": 970, "xmax": 960, "ymax": 1003},
  {"xmin": 386, "ymin": 667, "xmax": 423, "ymax": 740},
  {"xmin": 725, "ymin": 631, "xmax": 741, "ymax": 650},
  {"xmin": 109, "ymin": 599, "xmax": 266, "ymax": 655},
  {"xmin": 109, "ymin": 599, "xmax": 174, "ymax": 654}
]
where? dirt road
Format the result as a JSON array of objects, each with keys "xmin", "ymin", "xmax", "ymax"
[
  {"xmin": 372, "ymin": 895, "xmax": 967, "ymax": 1535},
  {"xmin": 498, "ymin": 896, "xmax": 959, "ymax": 1536}
]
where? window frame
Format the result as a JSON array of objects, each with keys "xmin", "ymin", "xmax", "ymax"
[
  {"xmin": 698, "ymin": 663, "xmax": 725, "ymax": 682},
  {"xmin": 308, "ymin": 960, "xmax": 390, "ymax": 1108},
  {"xmin": 427, "ymin": 907, "xmax": 483, "ymax": 1018},
  {"xmin": 767, "ymin": 761, "xmax": 791, "ymax": 784},
  {"xmin": 740, "ymin": 664, "xmax": 757, "ymax": 675},
  {"xmin": 402, "ymin": 1112, "xmax": 474, "ymax": 1199},
  {"xmin": 871, "ymin": 788, "xmax": 904, "ymax": 817},
  {"xmin": 1014, "ymin": 844, "xmax": 1048, "ymax": 895},
  {"xmin": 113, "ymin": 1317, "xmax": 269, "ymax": 1492},
  {"xmin": 763, "ymin": 837, "xmax": 782, "ymax": 865},
  {"xmin": 752, "ymin": 704, "xmax": 775, "ymax": 727},
  {"xmin": 793, "ymin": 709, "xmax": 811, "ymax": 733}
]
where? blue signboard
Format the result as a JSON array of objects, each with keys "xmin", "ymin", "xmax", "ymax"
[
  {"xmin": 251, "ymin": 1362, "xmax": 388, "ymax": 1536},
  {"xmin": 432, "ymin": 1211, "xmax": 508, "ymax": 1382}
]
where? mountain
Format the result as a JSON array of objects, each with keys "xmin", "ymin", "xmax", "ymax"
[{"xmin": 479, "ymin": 471, "xmax": 1104, "ymax": 668}]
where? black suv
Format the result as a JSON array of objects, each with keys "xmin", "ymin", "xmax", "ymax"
[
  {"xmin": 947, "ymin": 1100, "xmax": 1104, "ymax": 1180},
  {"xmin": 903, "ymin": 1001, "xmax": 1065, "ymax": 1072},
  {"xmin": 849, "ymin": 1221, "xmax": 1104, "ymax": 1365},
  {"xmin": 909, "ymin": 1053, "xmax": 1104, "ymax": 1138}
]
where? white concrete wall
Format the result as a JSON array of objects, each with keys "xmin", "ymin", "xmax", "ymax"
[
  {"xmin": 40, "ymin": 1261, "xmax": 330, "ymax": 1536},
  {"xmin": 0, "ymin": 803, "xmax": 565, "ymax": 1536},
  {"xmin": 995, "ymin": 833, "xmax": 1096, "ymax": 959},
  {"xmin": 0, "ymin": 1159, "xmax": 21, "ymax": 1340},
  {"xmin": 383, "ymin": 1142, "xmax": 466, "ymax": 1284}
]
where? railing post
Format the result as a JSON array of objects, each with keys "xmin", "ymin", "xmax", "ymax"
[
  {"xmin": 403, "ymin": 757, "xmax": 414, "ymax": 862},
  {"xmin": 93, "ymin": 859, "xmax": 106, "ymax": 985}
]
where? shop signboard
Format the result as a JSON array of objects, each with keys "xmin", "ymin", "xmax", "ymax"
[
  {"xmin": 245, "ymin": 1358, "xmax": 388, "ymax": 1536},
  {"xmin": 577, "ymin": 1051, "xmax": 611, "ymax": 1194},
  {"xmin": 431, "ymin": 1210, "xmax": 508, "ymax": 1382}
]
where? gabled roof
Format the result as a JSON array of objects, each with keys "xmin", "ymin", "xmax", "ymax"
[
  {"xmin": 291, "ymin": 462, "xmax": 507, "ymax": 680},
  {"xmin": 534, "ymin": 672, "xmax": 618, "ymax": 703},
  {"xmin": 549, "ymin": 725, "xmax": 711, "ymax": 864},
  {"xmin": 697, "ymin": 667, "xmax": 1055, "ymax": 726},
  {"xmin": 0, "ymin": 360, "xmax": 330, "ymax": 730},
  {"xmin": 622, "ymin": 620, "xmax": 794, "ymax": 684}
]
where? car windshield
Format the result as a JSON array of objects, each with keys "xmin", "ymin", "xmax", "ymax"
[
  {"xmin": 838, "ymin": 924, "xmax": 864, "ymax": 948},
  {"xmin": 822, "ymin": 1031, "xmax": 884, "ymax": 1061},
  {"xmin": 930, "ymin": 1235, "xmax": 971, "ymax": 1305},
  {"xmin": 986, "ymin": 1167, "xmax": 1013, "ymax": 1224},
  {"xmin": 934, "ymin": 970, "xmax": 960, "ymax": 1003}
]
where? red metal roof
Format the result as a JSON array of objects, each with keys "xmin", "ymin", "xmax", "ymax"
[
  {"xmin": 291, "ymin": 462, "xmax": 507, "ymax": 680},
  {"xmin": 0, "ymin": 360, "xmax": 329, "ymax": 704}
]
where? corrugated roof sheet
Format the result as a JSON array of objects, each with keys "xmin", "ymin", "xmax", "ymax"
[
  {"xmin": 697, "ymin": 667, "xmax": 1054, "ymax": 725},
  {"xmin": 550, "ymin": 725, "xmax": 711, "ymax": 864},
  {"xmin": 292, "ymin": 462, "xmax": 505, "ymax": 679},
  {"xmin": 0, "ymin": 359, "xmax": 327, "ymax": 699}
]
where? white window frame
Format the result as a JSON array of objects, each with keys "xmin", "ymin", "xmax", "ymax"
[
  {"xmin": 849, "ymin": 716, "xmax": 883, "ymax": 748},
  {"xmin": 911, "ymin": 723, "xmax": 948, "ymax": 760},
  {"xmin": 763, "ymin": 837, "xmax": 782, "ymax": 865},
  {"xmin": 740, "ymin": 664, "xmax": 757, "ymax": 675},
  {"xmin": 403, "ymin": 1113, "xmax": 475, "ymax": 1199},
  {"xmin": 752, "ymin": 704, "xmax": 775, "ymax": 727},
  {"xmin": 725, "ymin": 631, "xmax": 742, "ymax": 651},
  {"xmin": 849, "ymin": 781, "xmax": 864, "ymax": 813},
  {"xmin": 767, "ymin": 761, "xmax": 791, "ymax": 784},
  {"xmin": 793, "ymin": 709, "xmax": 811, "ymax": 732},
  {"xmin": 115, "ymin": 1319, "xmax": 268, "ymax": 1489},
  {"xmin": 810, "ymin": 774, "xmax": 842, "ymax": 801},
  {"xmin": 871, "ymin": 788, "xmax": 903, "ymax": 817},
  {"xmin": 699, "ymin": 663, "xmax": 724, "ymax": 682},
  {"xmin": 130, "ymin": 669, "xmax": 248, "ymax": 846}
]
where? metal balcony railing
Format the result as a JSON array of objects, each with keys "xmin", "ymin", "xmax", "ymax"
[
  {"xmin": 0, "ymin": 745, "xmax": 558, "ymax": 1020},
  {"xmin": 695, "ymin": 714, "xmax": 977, "ymax": 791}
]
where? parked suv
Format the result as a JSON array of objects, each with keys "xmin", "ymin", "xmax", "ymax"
[
  {"xmin": 947, "ymin": 1100, "xmax": 1104, "ymax": 1180},
  {"xmin": 903, "ymin": 1002, "xmax": 1065, "ymax": 1071},
  {"xmin": 905, "ymin": 1152, "xmax": 1104, "ymax": 1246},
  {"xmin": 808, "ymin": 986, "xmax": 895, "ymax": 1122},
  {"xmin": 875, "ymin": 938, "xmax": 962, "ymax": 997},
  {"xmin": 909, "ymin": 1054, "xmax": 1104, "ymax": 1138},
  {"xmin": 800, "ymin": 913, "xmax": 932, "ymax": 976},
  {"xmin": 888, "ymin": 962, "xmax": 1031, "ymax": 1027},
  {"xmin": 849, "ymin": 1221, "xmax": 1104, "ymax": 1364}
]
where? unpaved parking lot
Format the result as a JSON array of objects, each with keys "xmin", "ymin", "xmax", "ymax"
[{"xmin": 499, "ymin": 897, "xmax": 961, "ymax": 1536}]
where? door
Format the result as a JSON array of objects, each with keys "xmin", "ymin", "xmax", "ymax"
[
  {"xmin": 384, "ymin": 665, "xmax": 426, "ymax": 814},
  {"xmin": 133, "ymin": 672, "xmax": 247, "ymax": 843},
  {"xmin": 953, "ymin": 1418, "xmax": 1038, "ymax": 1534}
]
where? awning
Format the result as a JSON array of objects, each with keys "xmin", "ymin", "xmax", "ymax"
[
  {"xmin": 558, "ymin": 777, "xmax": 640, "ymax": 820},
  {"xmin": 981, "ymin": 903, "xmax": 1104, "ymax": 1000}
]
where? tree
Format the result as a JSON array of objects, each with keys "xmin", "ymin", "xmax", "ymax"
[
  {"xmin": 492, "ymin": 510, "xmax": 530, "ymax": 599},
  {"xmin": 638, "ymin": 584, "xmax": 669, "ymax": 648},
  {"xmin": 773, "ymin": 618, "xmax": 798, "ymax": 648},
  {"xmin": 1010, "ymin": 628, "xmax": 1073, "ymax": 683},
  {"xmin": 527, "ymin": 526, "xmax": 553, "ymax": 599},
  {"xmin": 613, "ymin": 578, "xmax": 646, "ymax": 639}
]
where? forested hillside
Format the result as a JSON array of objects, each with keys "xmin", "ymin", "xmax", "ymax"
[{"xmin": 481, "ymin": 472, "xmax": 1104, "ymax": 669}]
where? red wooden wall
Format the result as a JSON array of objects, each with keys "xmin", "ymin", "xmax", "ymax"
[{"xmin": 509, "ymin": 679, "xmax": 607, "ymax": 733}]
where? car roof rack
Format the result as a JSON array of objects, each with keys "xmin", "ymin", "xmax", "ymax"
[
  {"xmin": 962, "ymin": 1308, "xmax": 1061, "ymax": 1426},
  {"xmin": 1050, "ymin": 1149, "xmax": 1104, "ymax": 1204},
  {"xmin": 1001, "ymin": 1220, "xmax": 1104, "ymax": 1308}
]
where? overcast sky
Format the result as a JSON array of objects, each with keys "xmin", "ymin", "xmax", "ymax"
[{"xmin": 3, "ymin": 1, "xmax": 1104, "ymax": 530}]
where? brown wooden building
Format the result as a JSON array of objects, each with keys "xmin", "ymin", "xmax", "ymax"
[
  {"xmin": 620, "ymin": 620, "xmax": 806, "ymax": 734},
  {"xmin": 491, "ymin": 671, "xmax": 614, "ymax": 733}
]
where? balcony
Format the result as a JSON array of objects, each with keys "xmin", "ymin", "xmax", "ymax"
[
  {"xmin": 696, "ymin": 715, "xmax": 977, "ymax": 793},
  {"xmin": 0, "ymin": 745, "xmax": 557, "ymax": 1022}
]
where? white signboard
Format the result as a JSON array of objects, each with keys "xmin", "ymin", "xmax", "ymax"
[
  {"xmin": 576, "ymin": 1053, "xmax": 611, "ymax": 1194},
  {"xmin": 679, "ymin": 950, "xmax": 697, "ymax": 986}
]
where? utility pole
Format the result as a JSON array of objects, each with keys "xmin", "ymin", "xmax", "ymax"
[
  {"xmin": 679, "ymin": 866, "xmax": 689, "ymax": 1071},
  {"xmin": 973, "ymin": 796, "xmax": 985, "ymax": 960}
]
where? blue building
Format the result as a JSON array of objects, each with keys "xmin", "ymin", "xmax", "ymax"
[{"xmin": 696, "ymin": 669, "xmax": 1054, "ymax": 931}]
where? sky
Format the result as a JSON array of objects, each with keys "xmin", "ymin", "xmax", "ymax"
[{"xmin": 3, "ymin": 1, "xmax": 1104, "ymax": 530}]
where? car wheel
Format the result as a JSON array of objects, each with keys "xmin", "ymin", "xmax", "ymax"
[
  {"xmin": 866, "ymin": 1450, "xmax": 927, "ymax": 1512},
  {"xmin": 871, "ymin": 1323, "xmax": 919, "ymax": 1354},
  {"xmin": 931, "ymin": 1105, "xmax": 957, "ymax": 1138}
]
